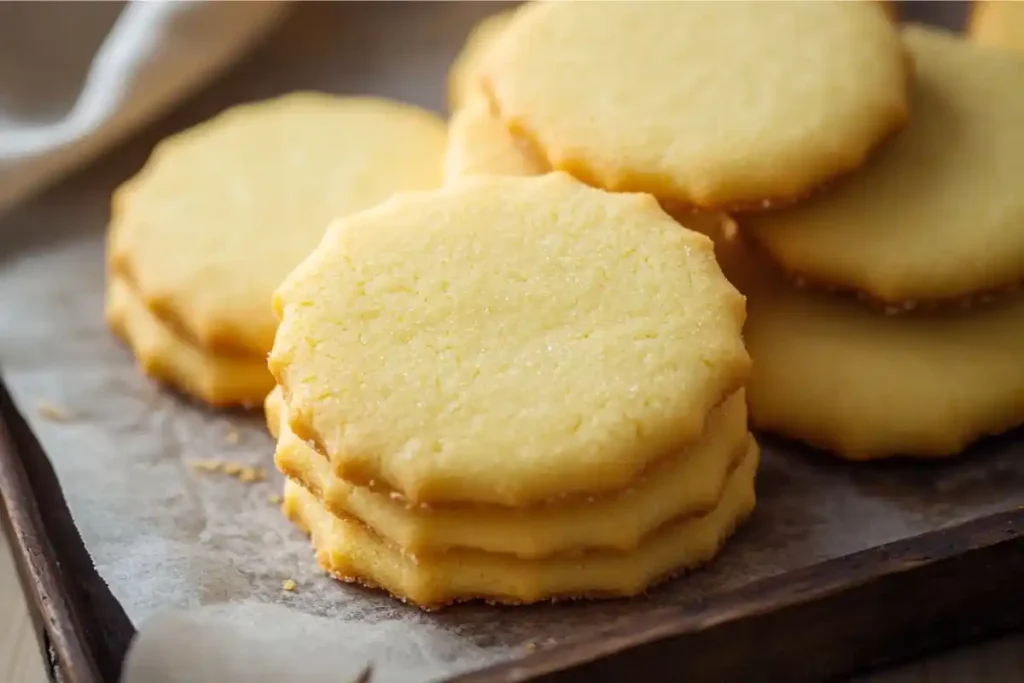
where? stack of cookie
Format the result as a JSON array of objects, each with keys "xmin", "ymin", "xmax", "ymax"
[
  {"xmin": 731, "ymin": 26, "xmax": 1024, "ymax": 460},
  {"xmin": 267, "ymin": 173, "xmax": 755, "ymax": 607},
  {"xmin": 106, "ymin": 93, "xmax": 447, "ymax": 407}
]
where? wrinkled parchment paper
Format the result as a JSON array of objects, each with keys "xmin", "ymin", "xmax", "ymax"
[{"xmin": 1, "ymin": 3, "xmax": 1020, "ymax": 682}]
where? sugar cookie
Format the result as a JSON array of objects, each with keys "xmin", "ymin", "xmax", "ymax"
[
  {"xmin": 443, "ymin": 95, "xmax": 547, "ymax": 183},
  {"xmin": 716, "ymin": 231, "xmax": 1024, "ymax": 461},
  {"xmin": 268, "ymin": 387, "xmax": 749, "ymax": 557},
  {"xmin": 447, "ymin": 8, "xmax": 518, "ymax": 111},
  {"xmin": 108, "ymin": 93, "xmax": 446, "ymax": 365},
  {"xmin": 969, "ymin": 1, "xmax": 1024, "ymax": 54},
  {"xmin": 483, "ymin": 1, "xmax": 908, "ymax": 210},
  {"xmin": 283, "ymin": 438, "xmax": 758, "ymax": 608},
  {"xmin": 270, "ymin": 173, "xmax": 750, "ymax": 506},
  {"xmin": 746, "ymin": 27, "xmax": 1024, "ymax": 303},
  {"xmin": 107, "ymin": 277, "xmax": 272, "ymax": 407}
]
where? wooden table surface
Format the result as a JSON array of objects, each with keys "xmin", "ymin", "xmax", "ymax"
[{"xmin": 1, "ymin": 529, "xmax": 1021, "ymax": 683}]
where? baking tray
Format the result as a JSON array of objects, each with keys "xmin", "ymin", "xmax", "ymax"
[{"xmin": 2, "ymin": 2, "xmax": 1022, "ymax": 682}]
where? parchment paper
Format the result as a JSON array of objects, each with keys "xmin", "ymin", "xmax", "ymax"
[{"xmin": 0, "ymin": 3, "xmax": 1020, "ymax": 682}]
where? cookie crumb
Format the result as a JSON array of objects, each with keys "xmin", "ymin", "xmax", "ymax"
[
  {"xmin": 222, "ymin": 461, "xmax": 244, "ymax": 476},
  {"xmin": 190, "ymin": 458, "xmax": 267, "ymax": 484},
  {"xmin": 190, "ymin": 459, "xmax": 223, "ymax": 473},
  {"xmin": 239, "ymin": 466, "xmax": 266, "ymax": 483},
  {"xmin": 225, "ymin": 429, "xmax": 241, "ymax": 445},
  {"xmin": 36, "ymin": 401, "xmax": 71, "ymax": 422},
  {"xmin": 282, "ymin": 578, "xmax": 297, "ymax": 592}
]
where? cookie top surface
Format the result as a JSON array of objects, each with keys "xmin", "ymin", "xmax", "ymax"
[
  {"xmin": 443, "ymin": 95, "xmax": 547, "ymax": 183},
  {"xmin": 270, "ymin": 173, "xmax": 750, "ymax": 506},
  {"xmin": 108, "ymin": 93, "xmax": 447, "ymax": 357},
  {"xmin": 483, "ymin": 1, "xmax": 908, "ymax": 210},
  {"xmin": 970, "ymin": 1, "xmax": 1024, "ymax": 54},
  {"xmin": 447, "ymin": 8, "xmax": 517, "ymax": 111},
  {"xmin": 718, "ymin": 231, "xmax": 1024, "ymax": 460},
  {"xmin": 747, "ymin": 27, "xmax": 1024, "ymax": 303}
]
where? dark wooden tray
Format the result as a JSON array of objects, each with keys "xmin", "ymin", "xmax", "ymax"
[{"xmin": 3, "ymin": 2, "xmax": 1022, "ymax": 682}]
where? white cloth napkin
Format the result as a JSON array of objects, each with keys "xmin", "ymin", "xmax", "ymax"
[{"xmin": 0, "ymin": 0, "xmax": 288, "ymax": 219}]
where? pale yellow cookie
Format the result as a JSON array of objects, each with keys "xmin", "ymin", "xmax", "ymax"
[
  {"xmin": 268, "ymin": 386, "xmax": 749, "ymax": 558},
  {"xmin": 746, "ymin": 27, "xmax": 1024, "ymax": 303},
  {"xmin": 108, "ymin": 93, "xmax": 447, "ymax": 365},
  {"xmin": 443, "ymin": 95, "xmax": 547, "ymax": 183},
  {"xmin": 283, "ymin": 437, "xmax": 758, "ymax": 608},
  {"xmin": 107, "ymin": 276, "xmax": 272, "ymax": 407},
  {"xmin": 270, "ymin": 173, "xmax": 750, "ymax": 506},
  {"xmin": 483, "ymin": 1, "xmax": 908, "ymax": 210},
  {"xmin": 447, "ymin": 8, "xmax": 518, "ymax": 111},
  {"xmin": 970, "ymin": 1, "xmax": 1024, "ymax": 54},
  {"xmin": 716, "ymin": 231, "xmax": 1024, "ymax": 460}
]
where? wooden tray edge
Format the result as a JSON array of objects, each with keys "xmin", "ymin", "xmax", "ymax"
[{"xmin": 0, "ymin": 374, "xmax": 135, "ymax": 683}]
